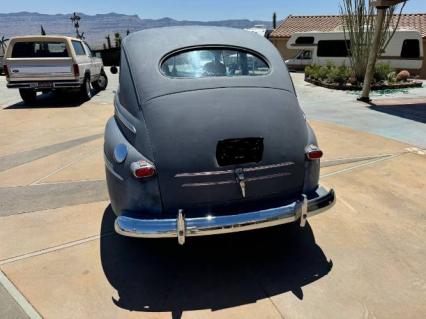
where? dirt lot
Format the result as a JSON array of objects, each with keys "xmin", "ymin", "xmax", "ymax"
[{"xmin": 0, "ymin": 72, "xmax": 425, "ymax": 319}]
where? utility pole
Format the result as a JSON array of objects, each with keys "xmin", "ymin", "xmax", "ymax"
[{"xmin": 359, "ymin": 0, "xmax": 407, "ymax": 102}]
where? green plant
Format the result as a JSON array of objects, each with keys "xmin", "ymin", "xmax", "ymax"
[
  {"xmin": 374, "ymin": 63, "xmax": 394, "ymax": 83},
  {"xmin": 305, "ymin": 64, "xmax": 321, "ymax": 80},
  {"xmin": 318, "ymin": 66, "xmax": 330, "ymax": 81},
  {"xmin": 387, "ymin": 71, "xmax": 397, "ymax": 83}
]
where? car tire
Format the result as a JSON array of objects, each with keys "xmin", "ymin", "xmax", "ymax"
[
  {"xmin": 80, "ymin": 76, "xmax": 92, "ymax": 101},
  {"xmin": 19, "ymin": 89, "xmax": 37, "ymax": 104},
  {"xmin": 92, "ymin": 70, "xmax": 108, "ymax": 91}
]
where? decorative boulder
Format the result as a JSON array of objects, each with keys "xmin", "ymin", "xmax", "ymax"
[{"xmin": 396, "ymin": 70, "xmax": 410, "ymax": 82}]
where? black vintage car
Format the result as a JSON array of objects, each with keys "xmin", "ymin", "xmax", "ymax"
[{"xmin": 104, "ymin": 26, "xmax": 335, "ymax": 245}]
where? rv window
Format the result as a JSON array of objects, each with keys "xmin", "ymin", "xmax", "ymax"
[
  {"xmin": 295, "ymin": 37, "xmax": 315, "ymax": 45},
  {"xmin": 317, "ymin": 40, "xmax": 350, "ymax": 57},
  {"xmin": 401, "ymin": 40, "xmax": 420, "ymax": 58}
]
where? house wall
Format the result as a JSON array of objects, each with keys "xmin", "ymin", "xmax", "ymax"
[
  {"xmin": 271, "ymin": 37, "xmax": 426, "ymax": 79},
  {"xmin": 269, "ymin": 38, "xmax": 298, "ymax": 60}
]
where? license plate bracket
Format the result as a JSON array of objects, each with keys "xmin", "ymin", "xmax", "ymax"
[
  {"xmin": 37, "ymin": 82, "xmax": 53, "ymax": 88},
  {"xmin": 216, "ymin": 137, "xmax": 264, "ymax": 167}
]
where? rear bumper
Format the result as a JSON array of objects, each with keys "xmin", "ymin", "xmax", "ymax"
[
  {"xmin": 115, "ymin": 186, "xmax": 336, "ymax": 244},
  {"xmin": 7, "ymin": 80, "xmax": 81, "ymax": 89}
]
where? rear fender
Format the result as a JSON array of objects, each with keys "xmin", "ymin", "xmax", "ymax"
[
  {"xmin": 303, "ymin": 123, "xmax": 320, "ymax": 194},
  {"xmin": 104, "ymin": 117, "xmax": 163, "ymax": 216}
]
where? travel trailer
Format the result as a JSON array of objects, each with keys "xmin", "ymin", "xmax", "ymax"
[{"xmin": 285, "ymin": 30, "xmax": 423, "ymax": 72}]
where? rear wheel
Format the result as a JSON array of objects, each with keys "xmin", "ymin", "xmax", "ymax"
[
  {"xmin": 79, "ymin": 76, "xmax": 92, "ymax": 101},
  {"xmin": 92, "ymin": 70, "xmax": 108, "ymax": 91},
  {"xmin": 19, "ymin": 89, "xmax": 37, "ymax": 104}
]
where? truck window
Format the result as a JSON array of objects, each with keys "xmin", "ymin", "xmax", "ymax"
[
  {"xmin": 72, "ymin": 41, "xmax": 86, "ymax": 56},
  {"xmin": 11, "ymin": 41, "xmax": 68, "ymax": 58},
  {"xmin": 401, "ymin": 39, "xmax": 420, "ymax": 58},
  {"xmin": 317, "ymin": 40, "xmax": 351, "ymax": 57}
]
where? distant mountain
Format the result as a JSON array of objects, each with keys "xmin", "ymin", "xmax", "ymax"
[{"xmin": 0, "ymin": 12, "xmax": 273, "ymax": 48}]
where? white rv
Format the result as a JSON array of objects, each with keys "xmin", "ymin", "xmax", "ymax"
[{"xmin": 285, "ymin": 30, "xmax": 423, "ymax": 72}]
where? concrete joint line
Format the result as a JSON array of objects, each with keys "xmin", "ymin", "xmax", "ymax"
[
  {"xmin": 0, "ymin": 233, "xmax": 113, "ymax": 266},
  {"xmin": 30, "ymin": 148, "xmax": 99, "ymax": 186},
  {"xmin": 321, "ymin": 153, "xmax": 396, "ymax": 168},
  {"xmin": 321, "ymin": 153, "xmax": 402, "ymax": 178},
  {"xmin": 0, "ymin": 270, "xmax": 42, "ymax": 319}
]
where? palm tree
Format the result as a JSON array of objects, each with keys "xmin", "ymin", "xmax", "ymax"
[{"xmin": 0, "ymin": 36, "xmax": 9, "ymax": 55}]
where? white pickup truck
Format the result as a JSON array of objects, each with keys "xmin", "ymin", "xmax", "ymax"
[{"xmin": 3, "ymin": 35, "xmax": 108, "ymax": 103}]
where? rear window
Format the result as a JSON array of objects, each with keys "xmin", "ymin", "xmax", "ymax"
[
  {"xmin": 161, "ymin": 48, "xmax": 270, "ymax": 78},
  {"xmin": 11, "ymin": 41, "xmax": 68, "ymax": 58},
  {"xmin": 72, "ymin": 41, "xmax": 86, "ymax": 56}
]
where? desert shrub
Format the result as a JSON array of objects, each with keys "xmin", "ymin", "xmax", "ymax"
[
  {"xmin": 306, "ymin": 63, "xmax": 351, "ymax": 84},
  {"xmin": 387, "ymin": 71, "xmax": 397, "ymax": 83},
  {"xmin": 374, "ymin": 63, "xmax": 394, "ymax": 83},
  {"xmin": 318, "ymin": 66, "xmax": 330, "ymax": 80},
  {"xmin": 305, "ymin": 64, "xmax": 321, "ymax": 80}
]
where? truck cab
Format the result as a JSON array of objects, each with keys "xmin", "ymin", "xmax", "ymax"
[{"xmin": 285, "ymin": 50, "xmax": 313, "ymax": 71}]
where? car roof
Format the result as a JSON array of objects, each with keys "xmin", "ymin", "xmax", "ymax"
[{"xmin": 121, "ymin": 26, "xmax": 295, "ymax": 103}]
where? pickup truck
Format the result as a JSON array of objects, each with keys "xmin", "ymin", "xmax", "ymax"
[{"xmin": 3, "ymin": 35, "xmax": 108, "ymax": 103}]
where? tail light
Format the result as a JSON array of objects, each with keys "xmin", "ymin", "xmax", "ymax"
[
  {"xmin": 306, "ymin": 144, "xmax": 323, "ymax": 160},
  {"xmin": 3, "ymin": 65, "xmax": 10, "ymax": 78},
  {"xmin": 130, "ymin": 160, "xmax": 156, "ymax": 178},
  {"xmin": 72, "ymin": 64, "xmax": 80, "ymax": 77}
]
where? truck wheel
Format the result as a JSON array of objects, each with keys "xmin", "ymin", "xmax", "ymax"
[
  {"xmin": 80, "ymin": 76, "xmax": 92, "ymax": 101},
  {"xmin": 92, "ymin": 71, "xmax": 108, "ymax": 91},
  {"xmin": 19, "ymin": 89, "xmax": 37, "ymax": 104}
]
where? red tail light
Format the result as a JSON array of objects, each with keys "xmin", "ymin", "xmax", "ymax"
[
  {"xmin": 3, "ymin": 65, "xmax": 10, "ymax": 78},
  {"xmin": 306, "ymin": 145, "xmax": 323, "ymax": 160},
  {"xmin": 72, "ymin": 64, "xmax": 80, "ymax": 77},
  {"xmin": 130, "ymin": 160, "xmax": 156, "ymax": 178}
]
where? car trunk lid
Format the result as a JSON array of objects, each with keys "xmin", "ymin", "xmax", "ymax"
[{"xmin": 140, "ymin": 88, "xmax": 308, "ymax": 215}]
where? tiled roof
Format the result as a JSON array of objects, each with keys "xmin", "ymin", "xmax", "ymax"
[{"xmin": 270, "ymin": 14, "xmax": 426, "ymax": 38}]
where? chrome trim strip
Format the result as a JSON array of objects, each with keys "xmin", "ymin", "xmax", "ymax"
[
  {"xmin": 243, "ymin": 162, "xmax": 295, "ymax": 172},
  {"xmin": 176, "ymin": 169, "xmax": 234, "ymax": 178},
  {"xmin": 114, "ymin": 96, "xmax": 137, "ymax": 134},
  {"xmin": 114, "ymin": 186, "xmax": 336, "ymax": 242},
  {"xmin": 175, "ymin": 162, "xmax": 295, "ymax": 178},
  {"xmin": 104, "ymin": 154, "xmax": 124, "ymax": 181},
  {"xmin": 181, "ymin": 172, "xmax": 291, "ymax": 188}
]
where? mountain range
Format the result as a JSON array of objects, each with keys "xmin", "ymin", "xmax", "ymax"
[{"xmin": 0, "ymin": 12, "xmax": 273, "ymax": 48}]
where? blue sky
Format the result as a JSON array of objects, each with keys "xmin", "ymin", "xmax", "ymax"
[{"xmin": 1, "ymin": 0, "xmax": 426, "ymax": 21}]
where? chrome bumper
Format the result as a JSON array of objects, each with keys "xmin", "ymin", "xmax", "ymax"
[{"xmin": 115, "ymin": 186, "xmax": 335, "ymax": 245}]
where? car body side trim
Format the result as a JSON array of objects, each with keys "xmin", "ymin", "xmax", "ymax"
[
  {"xmin": 114, "ymin": 95, "xmax": 137, "ymax": 134},
  {"xmin": 175, "ymin": 162, "xmax": 295, "ymax": 178}
]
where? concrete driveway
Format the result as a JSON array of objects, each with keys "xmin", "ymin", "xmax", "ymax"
[{"xmin": 0, "ymin": 71, "xmax": 425, "ymax": 319}]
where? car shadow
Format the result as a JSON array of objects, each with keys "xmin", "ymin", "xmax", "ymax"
[
  {"xmin": 4, "ymin": 89, "xmax": 99, "ymax": 109},
  {"xmin": 368, "ymin": 102, "xmax": 426, "ymax": 124},
  {"xmin": 100, "ymin": 205, "xmax": 333, "ymax": 319}
]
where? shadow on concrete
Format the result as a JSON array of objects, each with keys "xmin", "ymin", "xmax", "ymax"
[
  {"xmin": 369, "ymin": 102, "xmax": 426, "ymax": 124},
  {"xmin": 100, "ymin": 205, "xmax": 333, "ymax": 319},
  {"xmin": 4, "ymin": 89, "xmax": 99, "ymax": 109}
]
